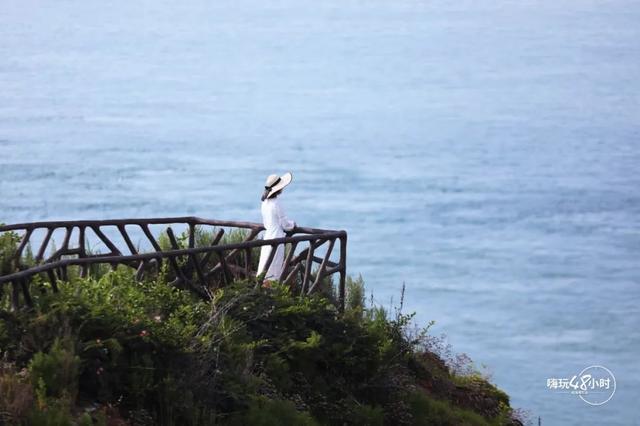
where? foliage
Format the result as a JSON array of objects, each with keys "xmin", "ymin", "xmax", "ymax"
[
  {"xmin": 28, "ymin": 338, "xmax": 80, "ymax": 400},
  {"xmin": 0, "ymin": 226, "xmax": 20, "ymax": 276},
  {"xmin": 0, "ymin": 268, "xmax": 521, "ymax": 425},
  {"xmin": 227, "ymin": 396, "xmax": 319, "ymax": 426},
  {"xmin": 345, "ymin": 274, "xmax": 366, "ymax": 314},
  {"xmin": 409, "ymin": 391, "xmax": 494, "ymax": 426}
]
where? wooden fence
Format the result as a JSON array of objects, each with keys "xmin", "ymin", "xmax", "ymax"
[{"xmin": 0, "ymin": 217, "xmax": 347, "ymax": 311}]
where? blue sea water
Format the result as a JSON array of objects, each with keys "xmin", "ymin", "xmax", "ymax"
[{"xmin": 1, "ymin": 0, "xmax": 639, "ymax": 424}]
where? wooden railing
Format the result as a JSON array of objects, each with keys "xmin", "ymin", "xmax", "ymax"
[{"xmin": 0, "ymin": 217, "xmax": 347, "ymax": 311}]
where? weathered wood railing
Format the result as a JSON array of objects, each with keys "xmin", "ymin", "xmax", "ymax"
[{"xmin": 0, "ymin": 217, "xmax": 347, "ymax": 311}]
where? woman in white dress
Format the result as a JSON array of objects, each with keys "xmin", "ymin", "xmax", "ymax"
[{"xmin": 256, "ymin": 172, "xmax": 296, "ymax": 283}]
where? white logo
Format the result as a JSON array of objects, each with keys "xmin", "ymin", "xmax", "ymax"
[{"xmin": 546, "ymin": 365, "xmax": 616, "ymax": 406}]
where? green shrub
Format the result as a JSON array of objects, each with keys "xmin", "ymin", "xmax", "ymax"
[
  {"xmin": 346, "ymin": 274, "xmax": 366, "ymax": 313},
  {"xmin": 27, "ymin": 396, "xmax": 73, "ymax": 426},
  {"xmin": 232, "ymin": 396, "xmax": 319, "ymax": 426},
  {"xmin": 453, "ymin": 374, "xmax": 510, "ymax": 406},
  {"xmin": 0, "ymin": 227, "xmax": 20, "ymax": 276},
  {"xmin": 409, "ymin": 391, "xmax": 492, "ymax": 426},
  {"xmin": 28, "ymin": 338, "xmax": 80, "ymax": 400},
  {"xmin": 0, "ymin": 268, "xmax": 517, "ymax": 426},
  {"xmin": 350, "ymin": 403, "xmax": 385, "ymax": 426}
]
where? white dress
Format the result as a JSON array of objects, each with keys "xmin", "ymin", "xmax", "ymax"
[{"xmin": 256, "ymin": 197, "xmax": 296, "ymax": 280}]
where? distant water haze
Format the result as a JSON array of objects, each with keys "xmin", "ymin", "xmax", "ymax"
[{"xmin": 1, "ymin": 0, "xmax": 639, "ymax": 424}]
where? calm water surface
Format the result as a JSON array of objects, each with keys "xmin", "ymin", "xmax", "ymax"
[{"xmin": 1, "ymin": 0, "xmax": 639, "ymax": 424}]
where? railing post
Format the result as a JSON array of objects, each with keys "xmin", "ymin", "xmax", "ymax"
[
  {"xmin": 47, "ymin": 270, "xmax": 59, "ymax": 292},
  {"xmin": 244, "ymin": 248, "xmax": 252, "ymax": 279},
  {"xmin": 188, "ymin": 223, "xmax": 196, "ymax": 248},
  {"xmin": 279, "ymin": 241, "xmax": 298, "ymax": 283},
  {"xmin": 166, "ymin": 227, "xmax": 188, "ymax": 283},
  {"xmin": 36, "ymin": 227, "xmax": 54, "ymax": 262},
  {"xmin": 20, "ymin": 278, "xmax": 33, "ymax": 308},
  {"xmin": 79, "ymin": 226, "xmax": 88, "ymax": 278},
  {"xmin": 339, "ymin": 233, "xmax": 347, "ymax": 313},
  {"xmin": 301, "ymin": 241, "xmax": 315, "ymax": 295},
  {"xmin": 216, "ymin": 250, "xmax": 231, "ymax": 287},
  {"xmin": 15, "ymin": 227, "xmax": 33, "ymax": 266},
  {"xmin": 308, "ymin": 238, "xmax": 335, "ymax": 295},
  {"xmin": 10, "ymin": 280, "xmax": 20, "ymax": 311}
]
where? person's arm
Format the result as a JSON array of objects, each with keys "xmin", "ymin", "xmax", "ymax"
[{"xmin": 276, "ymin": 200, "xmax": 296, "ymax": 231}]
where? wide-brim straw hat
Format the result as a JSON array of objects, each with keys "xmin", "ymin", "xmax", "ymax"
[{"xmin": 264, "ymin": 172, "xmax": 293, "ymax": 198}]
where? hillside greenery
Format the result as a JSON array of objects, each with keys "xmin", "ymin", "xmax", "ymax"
[{"xmin": 0, "ymin": 226, "xmax": 524, "ymax": 425}]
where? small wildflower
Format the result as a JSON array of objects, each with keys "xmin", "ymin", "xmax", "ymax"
[
  {"xmin": 140, "ymin": 330, "xmax": 149, "ymax": 337},
  {"xmin": 154, "ymin": 315, "xmax": 162, "ymax": 322},
  {"xmin": 96, "ymin": 367, "xmax": 104, "ymax": 375},
  {"xmin": 96, "ymin": 338, "xmax": 102, "ymax": 345}
]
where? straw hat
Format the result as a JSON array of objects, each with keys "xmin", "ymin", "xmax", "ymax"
[{"xmin": 264, "ymin": 172, "xmax": 293, "ymax": 199}]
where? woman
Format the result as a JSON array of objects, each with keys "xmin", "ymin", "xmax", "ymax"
[{"xmin": 256, "ymin": 172, "xmax": 296, "ymax": 282}]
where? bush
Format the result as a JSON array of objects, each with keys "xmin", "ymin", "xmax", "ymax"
[
  {"xmin": 28, "ymin": 338, "xmax": 80, "ymax": 400},
  {"xmin": 345, "ymin": 274, "xmax": 366, "ymax": 314},
  {"xmin": 230, "ymin": 396, "xmax": 319, "ymax": 426},
  {"xmin": 27, "ymin": 397, "xmax": 73, "ymax": 426},
  {"xmin": 0, "ymin": 227, "xmax": 20, "ymax": 276},
  {"xmin": 0, "ymin": 268, "xmax": 519, "ymax": 425},
  {"xmin": 409, "ymin": 391, "xmax": 493, "ymax": 426}
]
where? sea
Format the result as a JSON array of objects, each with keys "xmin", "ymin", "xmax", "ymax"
[{"xmin": 1, "ymin": 0, "xmax": 639, "ymax": 424}]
